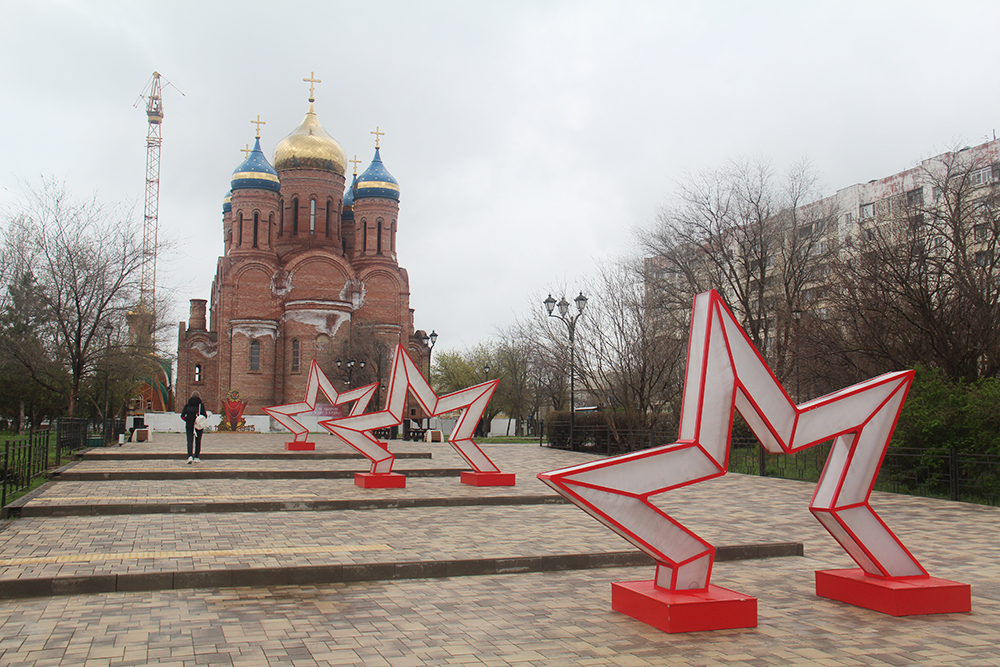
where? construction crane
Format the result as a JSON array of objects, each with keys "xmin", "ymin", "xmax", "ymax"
[{"xmin": 132, "ymin": 71, "xmax": 183, "ymax": 345}]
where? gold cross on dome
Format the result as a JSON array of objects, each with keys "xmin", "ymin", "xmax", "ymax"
[
  {"xmin": 303, "ymin": 71, "xmax": 321, "ymax": 101},
  {"xmin": 371, "ymin": 126, "xmax": 384, "ymax": 149},
  {"xmin": 350, "ymin": 155, "xmax": 361, "ymax": 175},
  {"xmin": 251, "ymin": 115, "xmax": 266, "ymax": 138},
  {"xmin": 241, "ymin": 144, "xmax": 251, "ymax": 157}
]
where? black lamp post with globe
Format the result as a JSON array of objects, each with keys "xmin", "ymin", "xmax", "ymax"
[{"xmin": 544, "ymin": 292, "xmax": 588, "ymax": 451}]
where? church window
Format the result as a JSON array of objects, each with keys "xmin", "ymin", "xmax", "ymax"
[
  {"xmin": 325, "ymin": 200, "xmax": 332, "ymax": 238},
  {"xmin": 278, "ymin": 200, "xmax": 284, "ymax": 237},
  {"xmin": 310, "ymin": 198, "xmax": 316, "ymax": 235},
  {"xmin": 253, "ymin": 212, "xmax": 259, "ymax": 248},
  {"xmin": 377, "ymin": 219, "xmax": 383, "ymax": 254},
  {"xmin": 194, "ymin": 364, "xmax": 202, "ymax": 382},
  {"xmin": 390, "ymin": 221, "xmax": 396, "ymax": 252},
  {"xmin": 292, "ymin": 198, "xmax": 299, "ymax": 235},
  {"xmin": 238, "ymin": 212, "xmax": 243, "ymax": 246},
  {"xmin": 291, "ymin": 339, "xmax": 300, "ymax": 373},
  {"xmin": 249, "ymin": 339, "xmax": 260, "ymax": 371},
  {"xmin": 362, "ymin": 218, "xmax": 367, "ymax": 253},
  {"xmin": 268, "ymin": 213, "xmax": 273, "ymax": 246}
]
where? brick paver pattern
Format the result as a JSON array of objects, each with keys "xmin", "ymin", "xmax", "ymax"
[{"xmin": 0, "ymin": 432, "xmax": 997, "ymax": 666}]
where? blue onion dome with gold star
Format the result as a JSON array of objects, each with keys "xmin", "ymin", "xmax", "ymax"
[
  {"xmin": 342, "ymin": 173, "xmax": 358, "ymax": 221},
  {"xmin": 222, "ymin": 190, "xmax": 232, "ymax": 213},
  {"xmin": 273, "ymin": 103, "xmax": 347, "ymax": 174},
  {"xmin": 231, "ymin": 138, "xmax": 280, "ymax": 192},
  {"xmin": 355, "ymin": 148, "xmax": 399, "ymax": 201}
]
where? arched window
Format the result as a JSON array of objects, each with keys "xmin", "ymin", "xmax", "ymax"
[
  {"xmin": 292, "ymin": 197, "xmax": 299, "ymax": 235},
  {"xmin": 310, "ymin": 198, "xmax": 316, "ymax": 235},
  {"xmin": 253, "ymin": 212, "xmax": 259, "ymax": 248},
  {"xmin": 238, "ymin": 212, "xmax": 244, "ymax": 246},
  {"xmin": 194, "ymin": 364, "xmax": 202, "ymax": 382},
  {"xmin": 390, "ymin": 221, "xmax": 396, "ymax": 253},
  {"xmin": 377, "ymin": 219, "xmax": 383, "ymax": 254},
  {"xmin": 362, "ymin": 218, "xmax": 367, "ymax": 253},
  {"xmin": 291, "ymin": 338, "xmax": 300, "ymax": 373},
  {"xmin": 249, "ymin": 339, "xmax": 260, "ymax": 371},
  {"xmin": 278, "ymin": 199, "xmax": 284, "ymax": 237},
  {"xmin": 325, "ymin": 200, "xmax": 332, "ymax": 238},
  {"xmin": 268, "ymin": 213, "xmax": 273, "ymax": 246}
]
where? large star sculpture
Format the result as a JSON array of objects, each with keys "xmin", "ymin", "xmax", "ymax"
[
  {"xmin": 539, "ymin": 289, "xmax": 929, "ymax": 593},
  {"xmin": 263, "ymin": 359, "xmax": 378, "ymax": 443},
  {"xmin": 321, "ymin": 344, "xmax": 506, "ymax": 478}
]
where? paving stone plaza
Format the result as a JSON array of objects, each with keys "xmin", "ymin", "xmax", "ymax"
[{"xmin": 0, "ymin": 432, "xmax": 998, "ymax": 666}]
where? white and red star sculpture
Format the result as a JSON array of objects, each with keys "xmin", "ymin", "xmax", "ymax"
[
  {"xmin": 320, "ymin": 344, "xmax": 514, "ymax": 488},
  {"xmin": 263, "ymin": 360, "xmax": 378, "ymax": 451},
  {"xmin": 539, "ymin": 289, "xmax": 969, "ymax": 632}
]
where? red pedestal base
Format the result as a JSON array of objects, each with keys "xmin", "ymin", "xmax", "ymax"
[
  {"xmin": 815, "ymin": 568, "xmax": 971, "ymax": 616},
  {"xmin": 461, "ymin": 471, "xmax": 516, "ymax": 486},
  {"xmin": 611, "ymin": 580, "xmax": 757, "ymax": 633},
  {"xmin": 354, "ymin": 472, "xmax": 406, "ymax": 488},
  {"xmin": 285, "ymin": 441, "xmax": 315, "ymax": 451}
]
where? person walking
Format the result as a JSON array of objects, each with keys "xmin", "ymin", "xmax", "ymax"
[{"xmin": 180, "ymin": 391, "xmax": 208, "ymax": 463}]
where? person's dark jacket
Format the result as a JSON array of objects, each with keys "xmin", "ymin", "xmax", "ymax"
[{"xmin": 180, "ymin": 396, "xmax": 206, "ymax": 430}]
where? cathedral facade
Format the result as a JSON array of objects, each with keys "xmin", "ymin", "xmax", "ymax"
[{"xmin": 176, "ymin": 88, "xmax": 430, "ymax": 417}]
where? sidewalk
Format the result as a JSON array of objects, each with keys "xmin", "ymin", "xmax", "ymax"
[{"xmin": 0, "ymin": 432, "xmax": 996, "ymax": 666}]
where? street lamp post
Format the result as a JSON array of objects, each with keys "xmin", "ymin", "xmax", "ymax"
[
  {"xmin": 103, "ymin": 322, "xmax": 113, "ymax": 443},
  {"xmin": 792, "ymin": 306, "xmax": 803, "ymax": 402},
  {"xmin": 544, "ymin": 292, "xmax": 588, "ymax": 451},
  {"xmin": 337, "ymin": 358, "xmax": 365, "ymax": 388},
  {"xmin": 420, "ymin": 330, "xmax": 438, "ymax": 428}
]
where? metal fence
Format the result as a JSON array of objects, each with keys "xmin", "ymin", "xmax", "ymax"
[
  {"xmin": 540, "ymin": 421, "xmax": 677, "ymax": 455},
  {"xmin": 1, "ymin": 430, "xmax": 51, "ymax": 508},
  {"xmin": 545, "ymin": 426, "xmax": 1000, "ymax": 506}
]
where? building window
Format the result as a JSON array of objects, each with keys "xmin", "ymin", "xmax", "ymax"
[
  {"xmin": 325, "ymin": 200, "xmax": 332, "ymax": 238},
  {"xmin": 971, "ymin": 167, "xmax": 992, "ymax": 187},
  {"xmin": 278, "ymin": 199, "xmax": 284, "ymax": 237},
  {"xmin": 310, "ymin": 198, "xmax": 316, "ymax": 235},
  {"xmin": 291, "ymin": 339, "xmax": 300, "ymax": 373},
  {"xmin": 377, "ymin": 219, "xmax": 383, "ymax": 254},
  {"xmin": 907, "ymin": 188, "xmax": 924, "ymax": 207},
  {"xmin": 194, "ymin": 364, "xmax": 202, "ymax": 382},
  {"xmin": 390, "ymin": 221, "xmax": 396, "ymax": 252},
  {"xmin": 238, "ymin": 212, "xmax": 244, "ymax": 245},
  {"xmin": 976, "ymin": 250, "xmax": 992, "ymax": 268},
  {"xmin": 249, "ymin": 339, "xmax": 260, "ymax": 371},
  {"xmin": 362, "ymin": 219, "xmax": 367, "ymax": 252},
  {"xmin": 268, "ymin": 213, "xmax": 273, "ymax": 246},
  {"xmin": 292, "ymin": 197, "xmax": 299, "ymax": 235},
  {"xmin": 860, "ymin": 203, "xmax": 875, "ymax": 220},
  {"xmin": 253, "ymin": 212, "xmax": 259, "ymax": 248}
]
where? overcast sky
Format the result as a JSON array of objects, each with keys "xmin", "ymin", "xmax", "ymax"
[{"xmin": 4, "ymin": 1, "xmax": 1000, "ymax": 356}]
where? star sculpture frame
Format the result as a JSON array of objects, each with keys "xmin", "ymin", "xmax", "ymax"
[
  {"xmin": 263, "ymin": 360, "xmax": 378, "ymax": 451},
  {"xmin": 539, "ymin": 290, "xmax": 969, "ymax": 633},
  {"xmin": 321, "ymin": 344, "xmax": 514, "ymax": 488}
]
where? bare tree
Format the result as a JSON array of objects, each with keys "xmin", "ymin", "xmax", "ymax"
[
  {"xmin": 642, "ymin": 157, "xmax": 836, "ymax": 387},
  {"xmin": 573, "ymin": 259, "xmax": 687, "ymax": 430},
  {"xmin": 0, "ymin": 180, "xmax": 146, "ymax": 416},
  {"xmin": 834, "ymin": 148, "xmax": 1000, "ymax": 383}
]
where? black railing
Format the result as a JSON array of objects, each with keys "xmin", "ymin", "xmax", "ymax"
[
  {"xmin": 541, "ymin": 421, "xmax": 676, "ymax": 455},
  {"xmin": 545, "ymin": 425, "xmax": 1000, "ymax": 506},
  {"xmin": 2, "ymin": 430, "xmax": 51, "ymax": 508},
  {"xmin": 54, "ymin": 418, "xmax": 91, "ymax": 465}
]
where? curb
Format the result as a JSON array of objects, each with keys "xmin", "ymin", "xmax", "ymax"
[
  {"xmin": 8, "ymin": 494, "xmax": 570, "ymax": 518},
  {"xmin": 51, "ymin": 468, "xmax": 469, "ymax": 481},
  {"xmin": 0, "ymin": 542, "xmax": 804, "ymax": 600},
  {"xmin": 78, "ymin": 452, "xmax": 433, "ymax": 461}
]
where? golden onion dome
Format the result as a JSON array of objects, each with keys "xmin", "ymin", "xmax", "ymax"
[{"xmin": 272, "ymin": 103, "xmax": 347, "ymax": 175}]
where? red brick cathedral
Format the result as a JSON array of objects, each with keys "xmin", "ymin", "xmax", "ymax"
[{"xmin": 176, "ymin": 84, "xmax": 430, "ymax": 416}]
